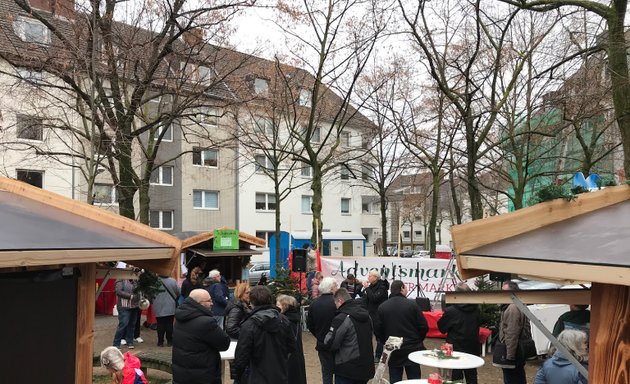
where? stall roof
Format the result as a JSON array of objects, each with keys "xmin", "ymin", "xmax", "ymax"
[
  {"xmin": 0, "ymin": 177, "xmax": 180, "ymax": 275},
  {"xmin": 180, "ymin": 229, "xmax": 266, "ymax": 249},
  {"xmin": 452, "ymin": 185, "xmax": 630, "ymax": 286}
]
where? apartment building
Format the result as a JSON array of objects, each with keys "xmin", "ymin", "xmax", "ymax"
[{"xmin": 0, "ymin": 0, "xmax": 381, "ymax": 250}]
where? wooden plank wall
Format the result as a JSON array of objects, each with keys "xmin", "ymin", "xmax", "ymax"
[
  {"xmin": 589, "ymin": 283, "xmax": 630, "ymax": 383},
  {"xmin": 75, "ymin": 264, "xmax": 96, "ymax": 383}
]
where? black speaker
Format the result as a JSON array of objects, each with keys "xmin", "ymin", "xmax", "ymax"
[{"xmin": 292, "ymin": 248, "xmax": 307, "ymax": 272}]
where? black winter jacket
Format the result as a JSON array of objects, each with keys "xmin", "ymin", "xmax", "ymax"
[
  {"xmin": 437, "ymin": 303, "xmax": 482, "ymax": 356},
  {"xmin": 376, "ymin": 293, "xmax": 429, "ymax": 367},
  {"xmin": 362, "ymin": 279, "xmax": 389, "ymax": 329},
  {"xmin": 224, "ymin": 299, "xmax": 250, "ymax": 339},
  {"xmin": 284, "ymin": 307, "xmax": 307, "ymax": 384},
  {"xmin": 306, "ymin": 293, "xmax": 337, "ymax": 350},
  {"xmin": 172, "ymin": 297, "xmax": 231, "ymax": 384},
  {"xmin": 323, "ymin": 299, "xmax": 376, "ymax": 381},
  {"xmin": 232, "ymin": 305, "xmax": 296, "ymax": 384}
]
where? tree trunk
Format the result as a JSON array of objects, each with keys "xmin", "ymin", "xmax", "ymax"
[
  {"xmin": 138, "ymin": 179, "xmax": 150, "ymax": 225},
  {"xmin": 428, "ymin": 173, "xmax": 440, "ymax": 255},
  {"xmin": 449, "ymin": 159, "xmax": 462, "ymax": 225},
  {"xmin": 311, "ymin": 167, "xmax": 324, "ymax": 251},
  {"xmin": 606, "ymin": 0, "xmax": 630, "ymax": 180},
  {"xmin": 274, "ymin": 182, "xmax": 282, "ymax": 271},
  {"xmin": 380, "ymin": 192, "xmax": 388, "ymax": 256},
  {"xmin": 117, "ymin": 138, "xmax": 137, "ymax": 219}
]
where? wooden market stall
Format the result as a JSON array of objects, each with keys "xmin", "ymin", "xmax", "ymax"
[
  {"xmin": 0, "ymin": 177, "xmax": 181, "ymax": 384},
  {"xmin": 179, "ymin": 229, "xmax": 265, "ymax": 284},
  {"xmin": 450, "ymin": 185, "xmax": 630, "ymax": 383}
]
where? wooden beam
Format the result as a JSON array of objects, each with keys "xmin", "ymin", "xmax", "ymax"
[
  {"xmin": 589, "ymin": 283, "xmax": 630, "ymax": 384},
  {"xmin": 96, "ymin": 268, "xmax": 139, "ymax": 280},
  {"xmin": 445, "ymin": 289, "xmax": 590, "ymax": 305},
  {"xmin": 0, "ymin": 248, "xmax": 174, "ymax": 269},
  {"xmin": 451, "ymin": 185, "xmax": 630, "ymax": 256},
  {"xmin": 75, "ymin": 263, "xmax": 95, "ymax": 384},
  {"xmin": 0, "ymin": 176, "xmax": 182, "ymax": 250},
  {"xmin": 460, "ymin": 255, "xmax": 630, "ymax": 287}
]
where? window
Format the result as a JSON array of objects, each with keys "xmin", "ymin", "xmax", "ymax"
[
  {"xmin": 193, "ymin": 190, "xmax": 219, "ymax": 209},
  {"xmin": 255, "ymin": 155, "xmax": 272, "ymax": 172},
  {"xmin": 93, "ymin": 183, "xmax": 116, "ymax": 204},
  {"xmin": 16, "ymin": 169, "xmax": 43, "ymax": 188},
  {"xmin": 254, "ymin": 118, "xmax": 273, "ymax": 134},
  {"xmin": 312, "ymin": 126, "xmax": 321, "ymax": 142},
  {"xmin": 255, "ymin": 193, "xmax": 276, "ymax": 211},
  {"xmin": 362, "ymin": 164, "xmax": 372, "ymax": 181},
  {"xmin": 362, "ymin": 202, "xmax": 370, "ymax": 213},
  {"xmin": 301, "ymin": 195, "xmax": 312, "ymax": 214},
  {"xmin": 150, "ymin": 210, "xmax": 174, "ymax": 230},
  {"xmin": 16, "ymin": 68, "xmax": 43, "ymax": 83},
  {"xmin": 13, "ymin": 16, "xmax": 50, "ymax": 45},
  {"xmin": 301, "ymin": 164, "xmax": 312, "ymax": 178},
  {"xmin": 361, "ymin": 135, "xmax": 371, "ymax": 149},
  {"xmin": 16, "ymin": 114, "xmax": 43, "ymax": 141},
  {"xmin": 341, "ymin": 198, "xmax": 351, "ymax": 214},
  {"xmin": 197, "ymin": 107, "xmax": 218, "ymax": 126},
  {"xmin": 198, "ymin": 65, "xmax": 213, "ymax": 84},
  {"xmin": 254, "ymin": 78, "xmax": 269, "ymax": 94},
  {"xmin": 255, "ymin": 231, "xmax": 272, "ymax": 247},
  {"xmin": 414, "ymin": 230, "xmax": 422, "ymax": 237},
  {"xmin": 340, "ymin": 131, "xmax": 350, "ymax": 147},
  {"xmin": 340, "ymin": 165, "xmax": 350, "ymax": 180},
  {"xmin": 192, "ymin": 147, "xmax": 218, "ymax": 167},
  {"xmin": 299, "ymin": 89, "xmax": 311, "ymax": 106},
  {"xmin": 150, "ymin": 166, "xmax": 173, "ymax": 185},
  {"xmin": 403, "ymin": 231, "xmax": 410, "ymax": 238},
  {"xmin": 155, "ymin": 125, "xmax": 172, "ymax": 142}
]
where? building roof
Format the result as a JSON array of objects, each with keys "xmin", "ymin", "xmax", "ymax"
[
  {"xmin": 451, "ymin": 185, "xmax": 630, "ymax": 286},
  {"xmin": 0, "ymin": 176, "xmax": 180, "ymax": 275}
]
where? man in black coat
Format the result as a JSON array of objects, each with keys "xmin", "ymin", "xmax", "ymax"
[
  {"xmin": 306, "ymin": 276, "xmax": 338, "ymax": 384},
  {"xmin": 376, "ymin": 280, "xmax": 429, "ymax": 383},
  {"xmin": 437, "ymin": 283, "xmax": 481, "ymax": 384},
  {"xmin": 361, "ymin": 270, "xmax": 389, "ymax": 361},
  {"xmin": 172, "ymin": 289, "xmax": 231, "ymax": 384},
  {"xmin": 232, "ymin": 285, "xmax": 295, "ymax": 384},
  {"xmin": 324, "ymin": 288, "xmax": 375, "ymax": 384}
]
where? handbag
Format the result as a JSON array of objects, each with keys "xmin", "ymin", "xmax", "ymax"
[
  {"xmin": 518, "ymin": 338, "xmax": 537, "ymax": 360},
  {"xmin": 492, "ymin": 341, "xmax": 510, "ymax": 365}
]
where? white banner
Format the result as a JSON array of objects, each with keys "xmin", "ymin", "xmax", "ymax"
[{"xmin": 321, "ymin": 256, "xmax": 461, "ymax": 299}]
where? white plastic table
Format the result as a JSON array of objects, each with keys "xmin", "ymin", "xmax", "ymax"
[{"xmin": 408, "ymin": 350, "xmax": 484, "ymax": 380}]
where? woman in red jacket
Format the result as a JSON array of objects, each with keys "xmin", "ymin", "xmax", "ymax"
[{"xmin": 100, "ymin": 346, "xmax": 148, "ymax": 384}]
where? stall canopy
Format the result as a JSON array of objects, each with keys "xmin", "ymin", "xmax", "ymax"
[
  {"xmin": 0, "ymin": 176, "xmax": 181, "ymax": 275},
  {"xmin": 452, "ymin": 185, "xmax": 630, "ymax": 286}
]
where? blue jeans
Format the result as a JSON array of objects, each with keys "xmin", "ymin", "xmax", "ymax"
[
  {"xmin": 307, "ymin": 271, "xmax": 316, "ymax": 294},
  {"xmin": 113, "ymin": 307, "xmax": 138, "ymax": 347},
  {"xmin": 335, "ymin": 376, "xmax": 367, "ymax": 384},
  {"xmin": 375, "ymin": 340, "xmax": 383, "ymax": 360},
  {"xmin": 215, "ymin": 315, "xmax": 224, "ymax": 330},
  {"xmin": 318, "ymin": 350, "xmax": 334, "ymax": 384},
  {"xmin": 389, "ymin": 363, "xmax": 421, "ymax": 383}
]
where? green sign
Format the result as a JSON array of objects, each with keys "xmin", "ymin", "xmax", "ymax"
[{"xmin": 213, "ymin": 229, "xmax": 239, "ymax": 250}]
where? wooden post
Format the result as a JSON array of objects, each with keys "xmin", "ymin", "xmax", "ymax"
[
  {"xmin": 589, "ymin": 282, "xmax": 630, "ymax": 383},
  {"xmin": 75, "ymin": 263, "xmax": 96, "ymax": 384}
]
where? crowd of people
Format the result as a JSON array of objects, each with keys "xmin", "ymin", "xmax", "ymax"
[{"xmin": 102, "ymin": 263, "xmax": 590, "ymax": 384}]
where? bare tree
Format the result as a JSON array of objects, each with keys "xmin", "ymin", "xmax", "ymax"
[
  {"xmin": 2, "ymin": 0, "xmax": 253, "ymax": 221},
  {"xmin": 397, "ymin": 0, "xmax": 545, "ymax": 220},
  {"xmin": 500, "ymin": 0, "xmax": 630, "ymax": 181},
  {"xmin": 272, "ymin": 0, "xmax": 391, "ymax": 249}
]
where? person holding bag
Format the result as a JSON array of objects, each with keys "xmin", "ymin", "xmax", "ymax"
[
  {"xmin": 493, "ymin": 281, "xmax": 533, "ymax": 384},
  {"xmin": 152, "ymin": 274, "xmax": 180, "ymax": 347}
]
